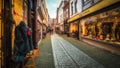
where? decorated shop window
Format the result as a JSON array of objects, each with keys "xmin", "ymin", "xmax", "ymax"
[{"xmin": 102, "ymin": 22, "xmax": 113, "ymax": 40}]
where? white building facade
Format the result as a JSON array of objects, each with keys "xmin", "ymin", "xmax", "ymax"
[
  {"xmin": 70, "ymin": 0, "xmax": 82, "ymax": 17},
  {"xmin": 37, "ymin": 0, "xmax": 49, "ymax": 40},
  {"xmin": 68, "ymin": 0, "xmax": 83, "ymax": 39},
  {"xmin": 57, "ymin": 1, "xmax": 64, "ymax": 33}
]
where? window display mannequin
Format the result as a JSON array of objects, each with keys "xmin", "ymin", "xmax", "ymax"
[
  {"xmin": 111, "ymin": 17, "xmax": 118, "ymax": 41},
  {"xmin": 97, "ymin": 22, "xmax": 102, "ymax": 36}
]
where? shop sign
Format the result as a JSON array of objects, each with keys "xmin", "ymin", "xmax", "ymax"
[
  {"xmin": 82, "ymin": 0, "xmax": 94, "ymax": 10},
  {"xmin": 68, "ymin": 0, "xmax": 120, "ymax": 23},
  {"xmin": 67, "ymin": 14, "xmax": 80, "ymax": 23},
  {"xmin": 81, "ymin": 0, "xmax": 120, "ymax": 17},
  {"xmin": 82, "ymin": 0, "xmax": 101, "ymax": 10}
]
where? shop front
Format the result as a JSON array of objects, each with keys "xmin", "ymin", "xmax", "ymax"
[
  {"xmin": 69, "ymin": 20, "xmax": 79, "ymax": 39},
  {"xmin": 66, "ymin": 0, "xmax": 120, "ymax": 54},
  {"xmin": 81, "ymin": 16, "xmax": 97, "ymax": 38},
  {"xmin": 81, "ymin": 6, "xmax": 120, "ymax": 44},
  {"xmin": 0, "ymin": 0, "xmax": 37, "ymax": 67},
  {"xmin": 64, "ymin": 20, "xmax": 69, "ymax": 34}
]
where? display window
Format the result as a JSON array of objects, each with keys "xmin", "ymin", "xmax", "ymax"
[
  {"xmin": 69, "ymin": 21, "xmax": 79, "ymax": 38},
  {"xmin": 101, "ymin": 22, "xmax": 113, "ymax": 40},
  {"xmin": 81, "ymin": 7, "xmax": 120, "ymax": 43}
]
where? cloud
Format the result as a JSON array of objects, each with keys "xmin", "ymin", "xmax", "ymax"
[{"xmin": 45, "ymin": 0, "xmax": 60, "ymax": 18}]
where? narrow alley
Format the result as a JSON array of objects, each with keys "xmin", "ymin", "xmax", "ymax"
[
  {"xmin": 1, "ymin": 0, "xmax": 120, "ymax": 68},
  {"xmin": 33, "ymin": 33, "xmax": 120, "ymax": 68},
  {"xmin": 51, "ymin": 34, "xmax": 104, "ymax": 68}
]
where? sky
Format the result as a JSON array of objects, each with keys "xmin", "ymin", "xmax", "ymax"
[{"xmin": 45, "ymin": 0, "xmax": 60, "ymax": 18}]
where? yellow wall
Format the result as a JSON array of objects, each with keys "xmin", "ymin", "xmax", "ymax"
[
  {"xmin": 12, "ymin": 0, "xmax": 23, "ymax": 49},
  {"xmin": 23, "ymin": 4, "xmax": 28, "ymax": 25},
  {"xmin": 13, "ymin": 0, "xmax": 23, "ymax": 26}
]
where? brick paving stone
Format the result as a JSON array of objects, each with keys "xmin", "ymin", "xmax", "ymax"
[
  {"xmin": 61, "ymin": 34, "xmax": 120, "ymax": 68},
  {"xmin": 51, "ymin": 34, "xmax": 105, "ymax": 68},
  {"xmin": 36, "ymin": 34, "xmax": 55, "ymax": 68},
  {"xmin": 51, "ymin": 35, "xmax": 78, "ymax": 68}
]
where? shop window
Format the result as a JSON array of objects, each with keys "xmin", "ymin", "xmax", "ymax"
[
  {"xmin": 83, "ymin": 0, "xmax": 91, "ymax": 6},
  {"xmin": 71, "ymin": 2, "xmax": 73, "ymax": 15},
  {"xmin": 112, "ymin": 8, "xmax": 120, "ymax": 15},
  {"xmin": 86, "ymin": 24, "xmax": 95, "ymax": 37},
  {"xmin": 101, "ymin": 22, "xmax": 113, "ymax": 40},
  {"xmin": 103, "ymin": 12, "xmax": 109, "ymax": 18},
  {"xmin": 115, "ymin": 22, "xmax": 120, "ymax": 41},
  {"xmin": 74, "ymin": 0, "xmax": 77, "ymax": 13},
  {"xmin": 82, "ymin": 7, "xmax": 120, "ymax": 42},
  {"xmin": 84, "ymin": 21, "xmax": 95, "ymax": 36}
]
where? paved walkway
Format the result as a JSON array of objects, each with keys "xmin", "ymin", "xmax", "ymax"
[{"xmin": 51, "ymin": 34, "xmax": 105, "ymax": 68}]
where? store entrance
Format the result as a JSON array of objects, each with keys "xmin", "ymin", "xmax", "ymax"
[{"xmin": 70, "ymin": 22, "xmax": 79, "ymax": 39}]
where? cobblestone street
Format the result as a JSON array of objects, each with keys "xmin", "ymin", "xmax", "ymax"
[
  {"xmin": 25, "ymin": 33, "xmax": 120, "ymax": 68},
  {"xmin": 1, "ymin": 0, "xmax": 120, "ymax": 68},
  {"xmin": 51, "ymin": 34, "xmax": 105, "ymax": 68}
]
